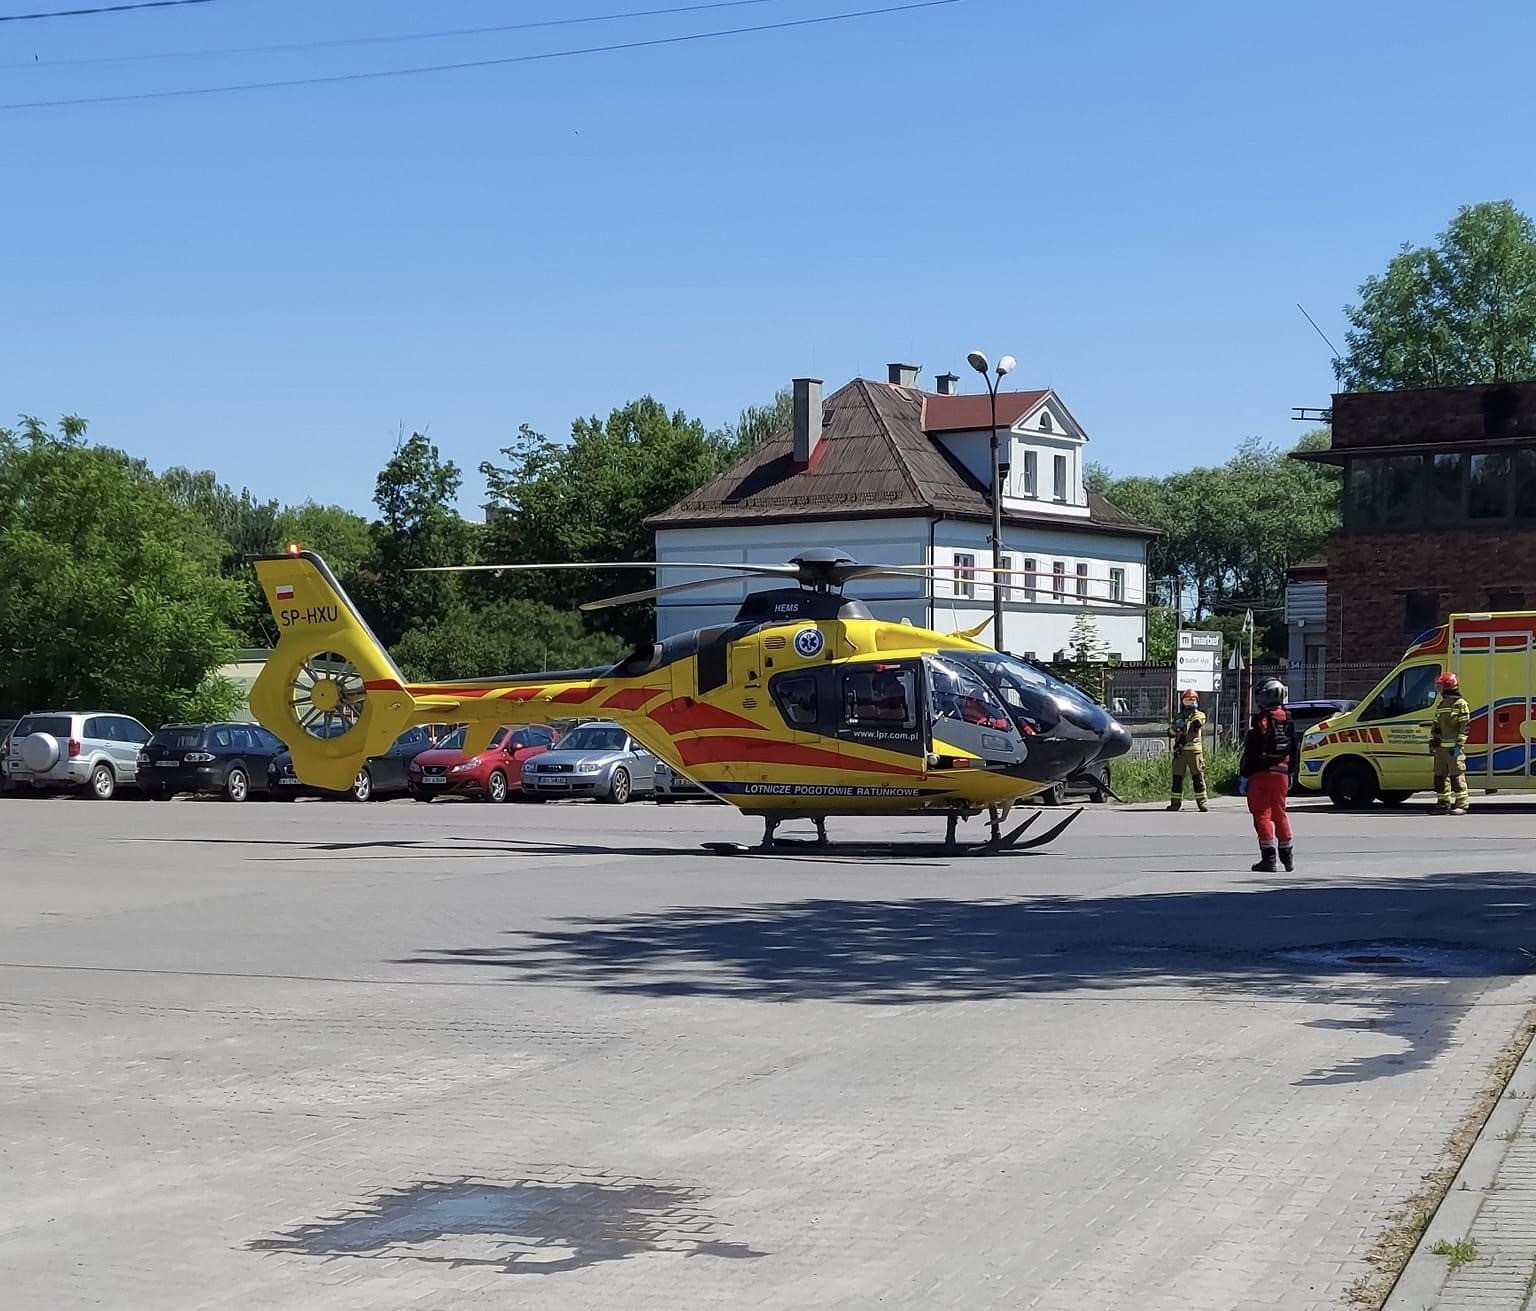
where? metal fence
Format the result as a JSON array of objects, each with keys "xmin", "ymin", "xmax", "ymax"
[{"xmin": 1081, "ymin": 660, "xmax": 1398, "ymax": 737}]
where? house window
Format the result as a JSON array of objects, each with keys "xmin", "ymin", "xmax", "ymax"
[
  {"xmin": 953, "ymin": 551, "xmax": 976, "ymax": 599},
  {"xmin": 1052, "ymin": 560, "xmax": 1067, "ymax": 601},
  {"xmin": 1039, "ymin": 412, "xmax": 1052, "ymax": 433},
  {"xmin": 1109, "ymin": 567, "xmax": 1126, "ymax": 602},
  {"xmin": 1076, "ymin": 563, "xmax": 1089, "ymax": 599},
  {"xmin": 1489, "ymin": 587, "xmax": 1527, "ymax": 610},
  {"xmin": 1470, "ymin": 452, "xmax": 1512, "ymax": 519},
  {"xmin": 998, "ymin": 554, "xmax": 1013, "ymax": 602},
  {"xmin": 1023, "ymin": 556, "xmax": 1038, "ymax": 603},
  {"xmin": 1053, "ymin": 454, "xmax": 1068, "ymax": 501},
  {"xmin": 1404, "ymin": 589, "xmax": 1439, "ymax": 635},
  {"xmin": 1022, "ymin": 451, "xmax": 1037, "ymax": 498}
]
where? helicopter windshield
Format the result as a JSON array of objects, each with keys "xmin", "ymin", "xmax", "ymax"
[
  {"xmin": 953, "ymin": 650, "xmax": 1108, "ymax": 729},
  {"xmin": 928, "ymin": 656, "xmax": 1013, "ymax": 730}
]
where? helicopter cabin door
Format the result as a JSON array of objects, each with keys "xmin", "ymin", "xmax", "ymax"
[{"xmin": 832, "ymin": 659, "xmax": 930, "ymax": 770}]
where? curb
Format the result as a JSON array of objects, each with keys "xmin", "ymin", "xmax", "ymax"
[{"xmin": 1383, "ymin": 996, "xmax": 1536, "ymax": 1310}]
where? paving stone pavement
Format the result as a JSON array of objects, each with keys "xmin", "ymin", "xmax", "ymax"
[{"xmin": 3, "ymin": 793, "xmax": 1536, "ymax": 1310}]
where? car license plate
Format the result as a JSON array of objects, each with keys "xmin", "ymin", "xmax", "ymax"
[
  {"xmin": 421, "ymin": 776, "xmax": 447, "ymax": 784},
  {"xmin": 278, "ymin": 777, "xmax": 301, "ymax": 786},
  {"xmin": 157, "ymin": 760, "xmax": 179, "ymax": 768}
]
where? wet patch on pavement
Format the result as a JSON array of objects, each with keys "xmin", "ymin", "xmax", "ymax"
[{"xmin": 249, "ymin": 1171, "xmax": 767, "ymax": 1274}]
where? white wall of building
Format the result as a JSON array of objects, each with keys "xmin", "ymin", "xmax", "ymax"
[
  {"xmin": 929, "ymin": 518, "xmax": 1147, "ymax": 661},
  {"xmin": 652, "ymin": 518, "xmax": 932, "ymax": 639},
  {"xmin": 653, "ymin": 515, "xmax": 1148, "ymax": 659}
]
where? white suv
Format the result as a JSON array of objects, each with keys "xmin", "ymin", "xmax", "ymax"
[{"xmin": 3, "ymin": 711, "xmax": 152, "ymax": 799}]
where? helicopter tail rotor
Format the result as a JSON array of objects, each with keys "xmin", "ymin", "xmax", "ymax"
[{"xmin": 246, "ymin": 550, "xmax": 418, "ymax": 792}]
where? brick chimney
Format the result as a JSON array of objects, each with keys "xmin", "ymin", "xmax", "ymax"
[
  {"xmin": 935, "ymin": 372, "xmax": 959, "ymax": 396},
  {"xmin": 793, "ymin": 378, "xmax": 823, "ymax": 466},
  {"xmin": 887, "ymin": 362, "xmax": 921, "ymax": 388}
]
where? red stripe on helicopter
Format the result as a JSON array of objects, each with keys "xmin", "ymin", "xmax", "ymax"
[
  {"xmin": 676, "ymin": 736, "xmax": 922, "ymax": 776},
  {"xmin": 364, "ymin": 679, "xmax": 406, "ymax": 692},
  {"xmin": 552, "ymin": 686, "xmax": 601, "ymax": 704},
  {"xmin": 648, "ymin": 697, "xmax": 762, "ymax": 734},
  {"xmin": 601, "ymin": 686, "xmax": 667, "ymax": 711}
]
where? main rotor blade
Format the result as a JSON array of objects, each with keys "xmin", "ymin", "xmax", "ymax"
[
  {"xmin": 409, "ymin": 561, "xmax": 800, "ymax": 577},
  {"xmin": 578, "ymin": 573, "xmax": 776, "ymax": 612}
]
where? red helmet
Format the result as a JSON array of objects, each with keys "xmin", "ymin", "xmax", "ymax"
[
  {"xmin": 1181, "ymin": 688, "xmax": 1198, "ymax": 704},
  {"xmin": 1436, "ymin": 671, "xmax": 1460, "ymax": 692}
]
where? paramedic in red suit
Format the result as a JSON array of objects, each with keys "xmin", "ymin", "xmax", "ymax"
[{"xmin": 1241, "ymin": 677, "xmax": 1296, "ymax": 873}]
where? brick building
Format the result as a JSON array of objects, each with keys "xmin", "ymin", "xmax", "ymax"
[{"xmin": 1293, "ymin": 381, "xmax": 1536, "ymax": 665}]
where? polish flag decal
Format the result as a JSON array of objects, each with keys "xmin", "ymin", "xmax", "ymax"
[{"xmin": 275, "ymin": 584, "xmax": 294, "ymax": 600}]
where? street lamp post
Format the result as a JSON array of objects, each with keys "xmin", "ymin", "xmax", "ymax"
[{"xmin": 967, "ymin": 349, "xmax": 1015, "ymax": 651}]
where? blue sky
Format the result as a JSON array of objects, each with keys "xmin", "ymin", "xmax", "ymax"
[{"xmin": 5, "ymin": 0, "xmax": 1535, "ymax": 517}]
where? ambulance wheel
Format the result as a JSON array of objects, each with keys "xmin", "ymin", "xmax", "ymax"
[
  {"xmin": 1325, "ymin": 759, "xmax": 1377, "ymax": 810},
  {"xmin": 1378, "ymin": 790, "xmax": 1412, "ymax": 807}
]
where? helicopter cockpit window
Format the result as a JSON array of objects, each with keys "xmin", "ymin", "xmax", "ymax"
[
  {"xmin": 772, "ymin": 673, "xmax": 819, "ymax": 727},
  {"xmin": 842, "ymin": 666, "xmax": 917, "ymax": 729},
  {"xmin": 929, "ymin": 656, "xmax": 1011, "ymax": 730}
]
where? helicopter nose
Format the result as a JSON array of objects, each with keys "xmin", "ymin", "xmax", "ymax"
[{"xmin": 1097, "ymin": 719, "xmax": 1133, "ymax": 762}]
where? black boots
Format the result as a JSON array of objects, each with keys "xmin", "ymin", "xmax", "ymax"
[{"xmin": 1253, "ymin": 843, "xmax": 1296, "ymax": 873}]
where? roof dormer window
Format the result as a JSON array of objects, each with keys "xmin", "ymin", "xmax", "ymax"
[{"xmin": 1039, "ymin": 412, "xmax": 1052, "ymax": 433}]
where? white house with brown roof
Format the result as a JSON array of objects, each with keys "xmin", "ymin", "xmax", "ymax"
[{"xmin": 644, "ymin": 364, "xmax": 1155, "ymax": 660}]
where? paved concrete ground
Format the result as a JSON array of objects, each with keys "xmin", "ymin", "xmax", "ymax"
[{"xmin": 3, "ymin": 792, "xmax": 1536, "ymax": 1310}]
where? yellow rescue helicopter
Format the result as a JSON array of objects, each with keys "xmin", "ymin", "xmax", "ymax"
[{"xmin": 244, "ymin": 547, "xmax": 1135, "ymax": 854}]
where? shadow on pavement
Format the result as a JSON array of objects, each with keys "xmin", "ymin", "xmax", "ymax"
[{"xmin": 399, "ymin": 871, "xmax": 1536, "ymax": 1082}]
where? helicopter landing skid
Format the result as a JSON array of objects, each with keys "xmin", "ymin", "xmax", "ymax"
[{"xmin": 701, "ymin": 807, "xmax": 1083, "ymax": 858}]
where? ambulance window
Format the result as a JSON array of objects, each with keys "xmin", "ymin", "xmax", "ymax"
[
  {"xmin": 771, "ymin": 674, "xmax": 819, "ymax": 728},
  {"xmin": 1359, "ymin": 665, "xmax": 1441, "ymax": 722}
]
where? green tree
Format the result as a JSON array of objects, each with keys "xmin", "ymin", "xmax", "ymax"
[
  {"xmin": 274, "ymin": 501, "xmax": 372, "ymax": 583},
  {"xmin": 358, "ymin": 432, "xmax": 477, "ymax": 648},
  {"xmin": 391, "ymin": 600, "xmax": 626, "ymax": 682},
  {"xmin": 1055, "ymin": 611, "xmax": 1112, "ymax": 702},
  {"xmin": 714, "ymin": 387, "xmax": 794, "ymax": 461},
  {"xmin": 1337, "ymin": 200, "xmax": 1536, "ymax": 391},
  {"xmin": 1145, "ymin": 607, "xmax": 1177, "ymax": 661},
  {"xmin": 479, "ymin": 397, "xmax": 739, "ymax": 648},
  {"xmin": 0, "ymin": 418, "xmax": 244, "ymax": 723}
]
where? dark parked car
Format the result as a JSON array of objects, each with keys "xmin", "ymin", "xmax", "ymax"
[
  {"xmin": 138, "ymin": 723, "xmax": 286, "ymax": 801},
  {"xmin": 1035, "ymin": 757, "xmax": 1113, "ymax": 807},
  {"xmin": 1285, "ymin": 698, "xmax": 1358, "ymax": 792},
  {"xmin": 268, "ymin": 725, "xmax": 434, "ymax": 802}
]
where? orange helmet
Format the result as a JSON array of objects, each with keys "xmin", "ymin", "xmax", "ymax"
[{"xmin": 1436, "ymin": 671, "xmax": 1460, "ymax": 692}]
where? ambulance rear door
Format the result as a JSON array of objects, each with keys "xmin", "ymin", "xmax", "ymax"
[{"xmin": 1453, "ymin": 624, "xmax": 1536, "ymax": 789}]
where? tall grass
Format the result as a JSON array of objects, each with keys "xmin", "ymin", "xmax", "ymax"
[{"xmin": 1111, "ymin": 744, "xmax": 1243, "ymax": 804}]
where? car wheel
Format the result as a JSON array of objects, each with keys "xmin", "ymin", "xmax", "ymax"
[
  {"xmin": 88, "ymin": 763, "xmax": 116, "ymax": 800},
  {"xmin": 350, "ymin": 768, "xmax": 373, "ymax": 803},
  {"xmin": 224, "ymin": 766, "xmax": 250, "ymax": 803},
  {"xmin": 1378, "ymin": 790, "xmax": 1413, "ymax": 807},
  {"xmin": 605, "ymin": 768, "xmax": 632, "ymax": 804},
  {"xmin": 1039, "ymin": 783, "xmax": 1066, "ymax": 807},
  {"xmin": 485, "ymin": 770, "xmax": 509, "ymax": 803},
  {"xmin": 1325, "ymin": 758, "xmax": 1377, "ymax": 810}
]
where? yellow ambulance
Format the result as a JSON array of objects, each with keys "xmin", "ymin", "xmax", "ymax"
[{"xmin": 1297, "ymin": 611, "xmax": 1536, "ymax": 808}]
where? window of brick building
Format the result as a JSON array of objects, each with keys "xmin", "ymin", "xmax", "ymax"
[
  {"xmin": 1488, "ymin": 587, "xmax": 1527, "ymax": 610},
  {"xmin": 1403, "ymin": 589, "xmax": 1439, "ymax": 635},
  {"xmin": 1516, "ymin": 449, "xmax": 1536, "ymax": 518},
  {"xmin": 1427, "ymin": 452, "xmax": 1466, "ymax": 525},
  {"xmin": 1469, "ymin": 452, "xmax": 1513, "ymax": 519}
]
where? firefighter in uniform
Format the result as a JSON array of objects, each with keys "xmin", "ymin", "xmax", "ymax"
[
  {"xmin": 1166, "ymin": 689, "xmax": 1209, "ymax": 812},
  {"xmin": 1430, "ymin": 671, "xmax": 1471, "ymax": 815},
  {"xmin": 1241, "ymin": 677, "xmax": 1295, "ymax": 872}
]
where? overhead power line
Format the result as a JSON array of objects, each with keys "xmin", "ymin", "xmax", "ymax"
[
  {"xmin": 4, "ymin": 0, "xmax": 782, "ymax": 69},
  {"xmin": 0, "ymin": 0, "xmax": 964, "ymax": 109},
  {"xmin": 0, "ymin": 0, "xmax": 215, "ymax": 21}
]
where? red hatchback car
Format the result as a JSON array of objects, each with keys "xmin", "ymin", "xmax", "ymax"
[{"xmin": 407, "ymin": 724, "xmax": 556, "ymax": 802}]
